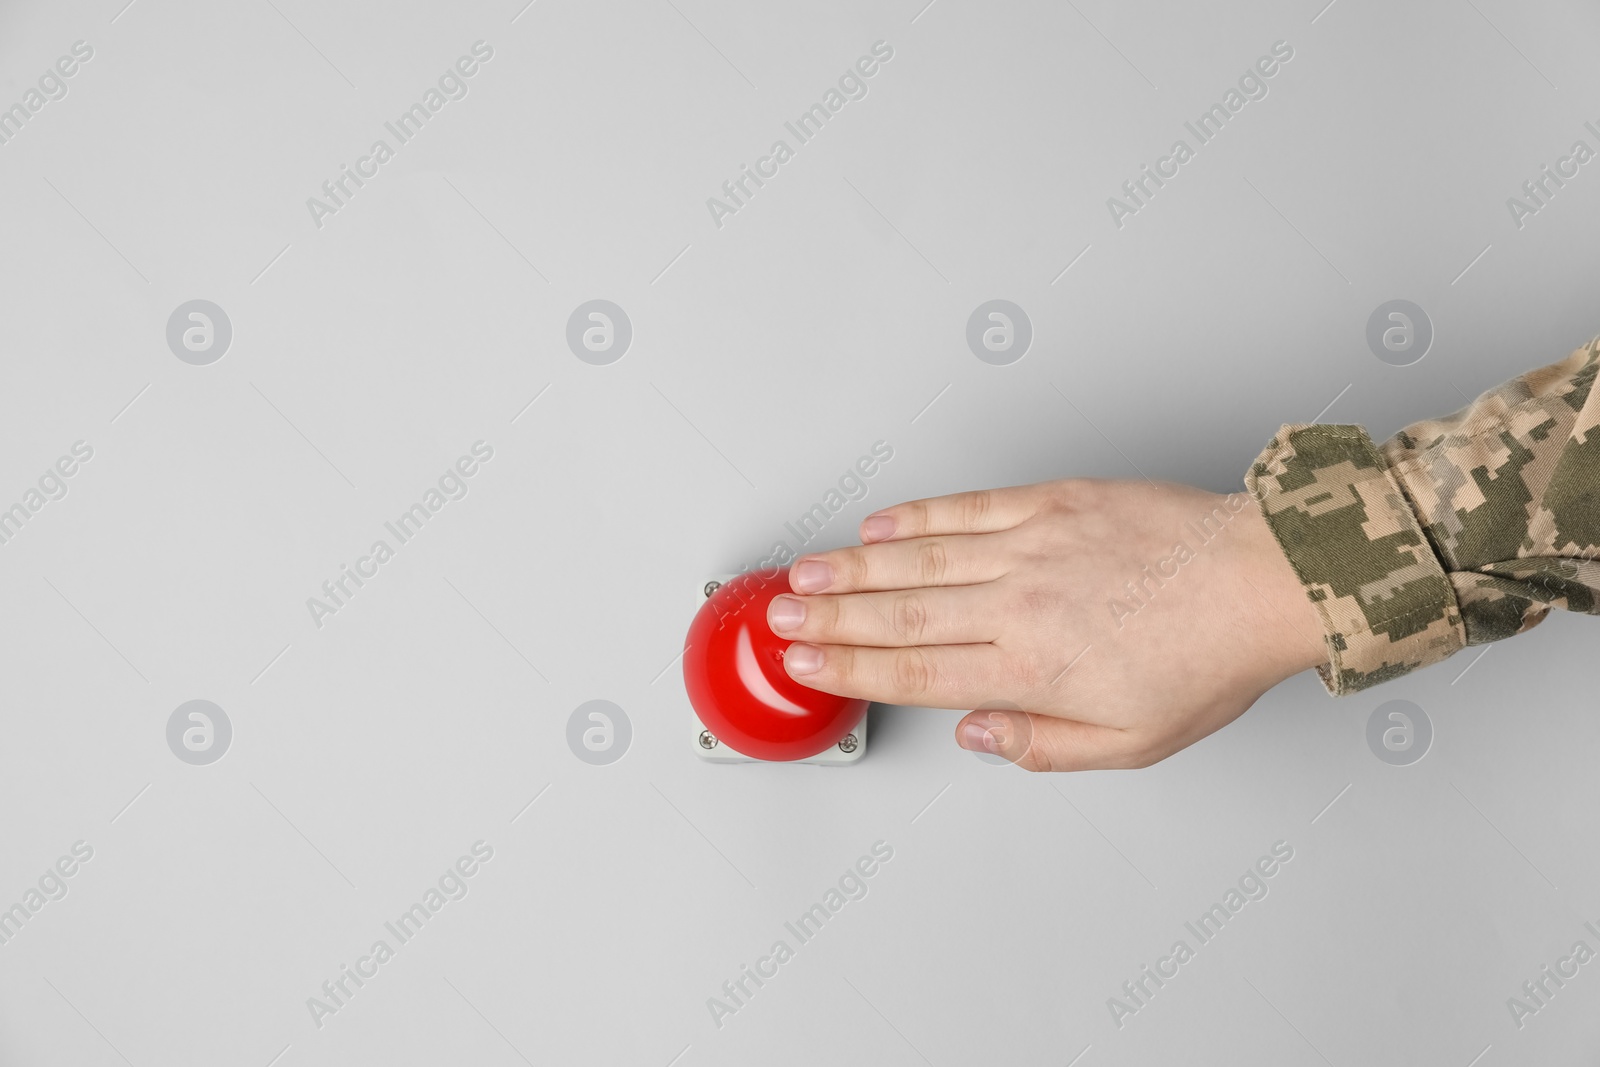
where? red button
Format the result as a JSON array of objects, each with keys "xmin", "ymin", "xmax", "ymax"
[{"xmin": 683, "ymin": 569, "xmax": 867, "ymax": 762}]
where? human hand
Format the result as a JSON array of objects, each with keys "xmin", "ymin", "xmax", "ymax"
[{"xmin": 770, "ymin": 479, "xmax": 1326, "ymax": 771}]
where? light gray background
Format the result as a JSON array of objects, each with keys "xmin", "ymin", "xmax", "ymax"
[{"xmin": 1, "ymin": 0, "xmax": 1598, "ymax": 1064}]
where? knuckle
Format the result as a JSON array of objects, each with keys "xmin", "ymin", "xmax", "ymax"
[
  {"xmin": 1042, "ymin": 478, "xmax": 1092, "ymax": 516},
  {"xmin": 1020, "ymin": 733, "xmax": 1062, "ymax": 773},
  {"xmin": 838, "ymin": 549, "xmax": 870, "ymax": 590},
  {"xmin": 999, "ymin": 650, "xmax": 1045, "ymax": 693},
  {"xmin": 1037, "ymin": 480, "xmax": 1073, "ymax": 513},
  {"xmin": 914, "ymin": 540, "xmax": 949, "ymax": 585},
  {"xmin": 903, "ymin": 500, "xmax": 929, "ymax": 536},
  {"xmin": 891, "ymin": 593, "xmax": 930, "ymax": 644},
  {"xmin": 1010, "ymin": 513, "xmax": 1063, "ymax": 558},
  {"xmin": 1017, "ymin": 583, "xmax": 1060, "ymax": 619},
  {"xmin": 960, "ymin": 490, "xmax": 993, "ymax": 532},
  {"xmin": 813, "ymin": 596, "xmax": 844, "ymax": 639},
  {"xmin": 819, "ymin": 643, "xmax": 854, "ymax": 684},
  {"xmin": 890, "ymin": 649, "xmax": 936, "ymax": 700}
]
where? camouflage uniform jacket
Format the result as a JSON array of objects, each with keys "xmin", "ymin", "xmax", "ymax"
[{"xmin": 1246, "ymin": 338, "xmax": 1600, "ymax": 695}]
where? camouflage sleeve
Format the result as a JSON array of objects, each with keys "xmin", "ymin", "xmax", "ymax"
[{"xmin": 1244, "ymin": 337, "xmax": 1600, "ymax": 695}]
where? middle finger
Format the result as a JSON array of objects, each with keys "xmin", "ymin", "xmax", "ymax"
[{"xmin": 768, "ymin": 584, "xmax": 1002, "ymax": 647}]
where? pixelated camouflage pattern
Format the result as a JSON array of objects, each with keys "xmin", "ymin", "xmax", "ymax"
[{"xmin": 1246, "ymin": 338, "xmax": 1600, "ymax": 694}]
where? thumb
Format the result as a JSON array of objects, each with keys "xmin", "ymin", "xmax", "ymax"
[{"xmin": 956, "ymin": 709, "xmax": 1137, "ymax": 772}]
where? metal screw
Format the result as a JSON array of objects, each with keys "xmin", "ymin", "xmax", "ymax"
[
  {"xmin": 703, "ymin": 580, "xmax": 721, "ymax": 598},
  {"xmin": 698, "ymin": 730, "xmax": 718, "ymax": 750},
  {"xmin": 838, "ymin": 733, "xmax": 858, "ymax": 754}
]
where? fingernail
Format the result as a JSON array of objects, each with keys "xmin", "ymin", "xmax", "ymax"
[
  {"xmin": 784, "ymin": 643, "xmax": 823, "ymax": 675},
  {"xmin": 860, "ymin": 514, "xmax": 896, "ymax": 543},
  {"xmin": 768, "ymin": 595, "xmax": 805, "ymax": 633},
  {"xmin": 791, "ymin": 559, "xmax": 832, "ymax": 593},
  {"xmin": 960, "ymin": 722, "xmax": 997, "ymax": 753}
]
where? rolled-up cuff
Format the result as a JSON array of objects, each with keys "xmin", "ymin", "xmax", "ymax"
[{"xmin": 1245, "ymin": 423, "xmax": 1466, "ymax": 695}]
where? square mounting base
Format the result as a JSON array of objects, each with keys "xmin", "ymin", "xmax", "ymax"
[{"xmin": 691, "ymin": 575, "xmax": 866, "ymax": 766}]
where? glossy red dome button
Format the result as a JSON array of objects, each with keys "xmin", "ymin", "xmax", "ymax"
[{"xmin": 683, "ymin": 569, "xmax": 867, "ymax": 762}]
